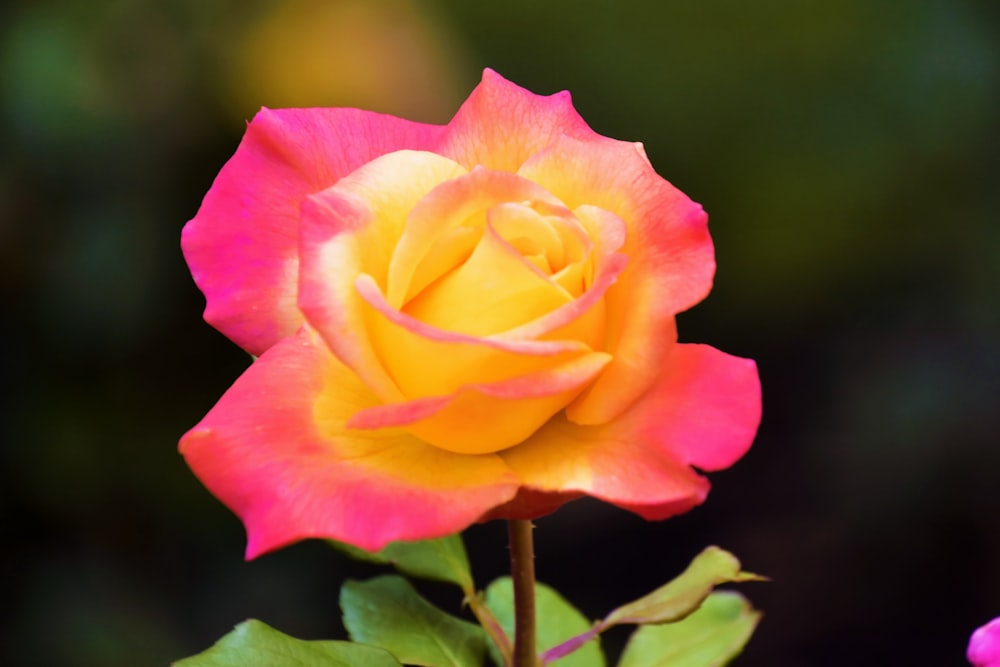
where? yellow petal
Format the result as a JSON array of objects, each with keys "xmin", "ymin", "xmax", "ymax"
[
  {"xmin": 348, "ymin": 349, "xmax": 613, "ymax": 454},
  {"xmin": 332, "ymin": 149, "xmax": 467, "ymax": 287},
  {"xmin": 403, "ymin": 225, "xmax": 481, "ymax": 304},
  {"xmin": 488, "ymin": 202, "xmax": 566, "ymax": 270},
  {"xmin": 385, "ymin": 167, "xmax": 565, "ymax": 308},
  {"xmin": 356, "ymin": 274, "xmax": 595, "ymax": 401},
  {"xmin": 403, "ymin": 223, "xmax": 573, "ymax": 337},
  {"xmin": 299, "ymin": 150, "xmax": 467, "ymax": 401}
]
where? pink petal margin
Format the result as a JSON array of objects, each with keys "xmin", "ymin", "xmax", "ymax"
[
  {"xmin": 634, "ymin": 343, "xmax": 762, "ymax": 472},
  {"xmin": 487, "ymin": 343, "xmax": 761, "ymax": 520},
  {"xmin": 182, "ymin": 107, "xmax": 444, "ymax": 355},
  {"xmin": 519, "ymin": 135, "xmax": 715, "ymax": 425},
  {"xmin": 179, "ymin": 327, "xmax": 518, "ymax": 555},
  {"xmin": 437, "ymin": 68, "xmax": 602, "ymax": 172}
]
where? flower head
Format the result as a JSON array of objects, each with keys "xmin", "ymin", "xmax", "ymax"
[
  {"xmin": 180, "ymin": 70, "xmax": 762, "ymax": 555},
  {"xmin": 970, "ymin": 617, "xmax": 1000, "ymax": 666}
]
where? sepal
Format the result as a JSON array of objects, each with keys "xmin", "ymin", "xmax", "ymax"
[{"xmin": 330, "ymin": 535, "xmax": 474, "ymax": 591}]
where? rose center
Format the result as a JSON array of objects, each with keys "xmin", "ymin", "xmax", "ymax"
[{"xmin": 401, "ymin": 201, "xmax": 591, "ymax": 337}]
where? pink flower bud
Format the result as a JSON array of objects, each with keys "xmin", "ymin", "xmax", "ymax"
[{"xmin": 969, "ymin": 617, "xmax": 1000, "ymax": 666}]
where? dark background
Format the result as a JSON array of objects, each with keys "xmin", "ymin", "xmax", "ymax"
[{"xmin": 3, "ymin": 0, "xmax": 999, "ymax": 664}]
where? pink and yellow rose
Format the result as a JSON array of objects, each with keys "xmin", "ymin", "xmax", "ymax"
[{"xmin": 180, "ymin": 70, "xmax": 761, "ymax": 556}]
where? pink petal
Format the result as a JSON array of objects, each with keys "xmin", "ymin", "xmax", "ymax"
[
  {"xmin": 493, "ymin": 343, "xmax": 761, "ymax": 519},
  {"xmin": 179, "ymin": 327, "xmax": 519, "ymax": 555},
  {"xmin": 638, "ymin": 344, "xmax": 762, "ymax": 471},
  {"xmin": 437, "ymin": 69, "xmax": 602, "ymax": 172},
  {"xmin": 479, "ymin": 488, "xmax": 585, "ymax": 522},
  {"xmin": 519, "ymin": 135, "xmax": 715, "ymax": 424},
  {"xmin": 182, "ymin": 107, "xmax": 443, "ymax": 355},
  {"xmin": 495, "ymin": 420, "xmax": 710, "ymax": 522},
  {"xmin": 969, "ymin": 617, "xmax": 1000, "ymax": 667}
]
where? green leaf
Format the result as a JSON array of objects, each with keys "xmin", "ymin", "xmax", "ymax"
[
  {"xmin": 172, "ymin": 618, "xmax": 402, "ymax": 667},
  {"xmin": 602, "ymin": 547, "xmax": 763, "ymax": 629},
  {"xmin": 617, "ymin": 592, "xmax": 761, "ymax": 667},
  {"xmin": 484, "ymin": 577, "xmax": 604, "ymax": 667},
  {"xmin": 341, "ymin": 575, "xmax": 486, "ymax": 667},
  {"xmin": 331, "ymin": 535, "xmax": 474, "ymax": 591}
]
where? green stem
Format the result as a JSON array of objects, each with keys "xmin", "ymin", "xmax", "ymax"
[
  {"xmin": 467, "ymin": 592, "xmax": 513, "ymax": 666},
  {"xmin": 508, "ymin": 519, "xmax": 537, "ymax": 667}
]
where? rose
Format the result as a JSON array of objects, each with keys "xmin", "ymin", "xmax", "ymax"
[
  {"xmin": 970, "ymin": 617, "xmax": 1000, "ymax": 666},
  {"xmin": 180, "ymin": 70, "xmax": 761, "ymax": 555}
]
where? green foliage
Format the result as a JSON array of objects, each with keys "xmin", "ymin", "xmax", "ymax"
[
  {"xmin": 502, "ymin": 547, "xmax": 763, "ymax": 665},
  {"xmin": 331, "ymin": 535, "xmax": 474, "ymax": 591},
  {"xmin": 484, "ymin": 577, "xmax": 604, "ymax": 667},
  {"xmin": 172, "ymin": 619, "xmax": 402, "ymax": 667},
  {"xmin": 175, "ymin": 544, "xmax": 763, "ymax": 666},
  {"xmin": 341, "ymin": 575, "xmax": 487, "ymax": 667},
  {"xmin": 601, "ymin": 547, "xmax": 763, "ymax": 629},
  {"xmin": 617, "ymin": 592, "xmax": 760, "ymax": 667}
]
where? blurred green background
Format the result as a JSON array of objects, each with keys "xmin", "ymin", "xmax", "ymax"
[{"xmin": 3, "ymin": 0, "xmax": 999, "ymax": 664}]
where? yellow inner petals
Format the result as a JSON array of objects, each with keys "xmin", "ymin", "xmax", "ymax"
[
  {"xmin": 403, "ymin": 223, "xmax": 570, "ymax": 336},
  {"xmin": 396, "ymin": 198, "xmax": 597, "ymax": 339},
  {"xmin": 345, "ymin": 163, "xmax": 621, "ymax": 454}
]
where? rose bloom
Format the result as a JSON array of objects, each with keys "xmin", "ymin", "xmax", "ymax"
[
  {"xmin": 970, "ymin": 617, "xmax": 1000, "ymax": 667},
  {"xmin": 181, "ymin": 70, "xmax": 761, "ymax": 555}
]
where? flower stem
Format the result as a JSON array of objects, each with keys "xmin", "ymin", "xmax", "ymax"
[
  {"xmin": 508, "ymin": 519, "xmax": 537, "ymax": 667},
  {"xmin": 467, "ymin": 592, "xmax": 513, "ymax": 666}
]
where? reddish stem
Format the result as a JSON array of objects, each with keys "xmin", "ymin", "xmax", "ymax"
[{"xmin": 508, "ymin": 519, "xmax": 537, "ymax": 667}]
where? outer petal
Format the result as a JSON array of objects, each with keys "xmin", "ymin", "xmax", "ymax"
[
  {"xmin": 493, "ymin": 344, "xmax": 761, "ymax": 519},
  {"xmin": 519, "ymin": 136, "xmax": 715, "ymax": 425},
  {"xmin": 437, "ymin": 69, "xmax": 602, "ymax": 172},
  {"xmin": 182, "ymin": 107, "xmax": 444, "ymax": 355},
  {"xmin": 479, "ymin": 489, "xmax": 584, "ymax": 522},
  {"xmin": 179, "ymin": 327, "xmax": 519, "ymax": 555}
]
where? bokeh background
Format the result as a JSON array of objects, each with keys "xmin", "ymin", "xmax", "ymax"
[{"xmin": 3, "ymin": 0, "xmax": 999, "ymax": 664}]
